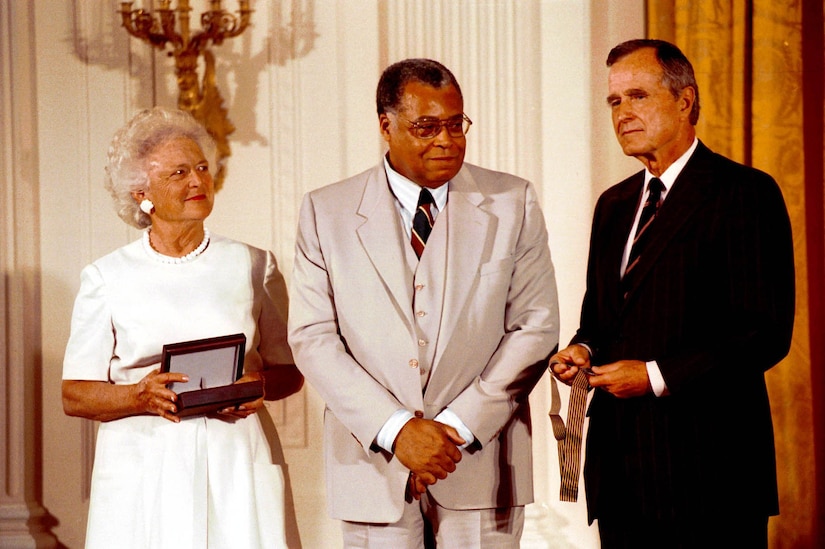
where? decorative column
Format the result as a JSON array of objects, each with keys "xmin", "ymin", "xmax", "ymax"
[{"xmin": 0, "ymin": 1, "xmax": 58, "ymax": 547}]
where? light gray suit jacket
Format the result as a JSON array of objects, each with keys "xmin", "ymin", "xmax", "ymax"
[{"xmin": 288, "ymin": 161, "xmax": 559, "ymax": 523}]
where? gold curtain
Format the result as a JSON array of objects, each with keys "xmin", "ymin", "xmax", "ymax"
[{"xmin": 647, "ymin": 1, "xmax": 816, "ymax": 547}]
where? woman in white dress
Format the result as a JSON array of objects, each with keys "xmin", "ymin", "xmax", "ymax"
[{"xmin": 62, "ymin": 107, "xmax": 303, "ymax": 548}]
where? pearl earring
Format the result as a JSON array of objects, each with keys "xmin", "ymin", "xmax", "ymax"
[{"xmin": 139, "ymin": 199, "xmax": 155, "ymax": 215}]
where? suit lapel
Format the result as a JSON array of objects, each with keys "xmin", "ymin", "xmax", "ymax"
[
  {"xmin": 355, "ymin": 165, "xmax": 415, "ymax": 327},
  {"xmin": 621, "ymin": 142, "xmax": 716, "ymax": 302},
  {"xmin": 604, "ymin": 174, "xmax": 644, "ymax": 310},
  {"xmin": 433, "ymin": 167, "xmax": 490, "ymax": 368}
]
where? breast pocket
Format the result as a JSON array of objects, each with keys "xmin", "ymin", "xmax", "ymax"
[{"xmin": 479, "ymin": 256, "xmax": 515, "ymax": 277}]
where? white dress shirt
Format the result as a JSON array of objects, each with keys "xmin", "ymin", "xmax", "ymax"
[{"xmin": 623, "ymin": 138, "xmax": 699, "ymax": 397}]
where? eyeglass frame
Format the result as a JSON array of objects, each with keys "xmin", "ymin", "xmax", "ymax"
[{"xmin": 391, "ymin": 112, "xmax": 473, "ymax": 140}]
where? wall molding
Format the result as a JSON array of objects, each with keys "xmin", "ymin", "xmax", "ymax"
[{"xmin": 0, "ymin": 1, "xmax": 57, "ymax": 546}]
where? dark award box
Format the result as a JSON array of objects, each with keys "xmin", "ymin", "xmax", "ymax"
[{"xmin": 160, "ymin": 333, "xmax": 263, "ymax": 417}]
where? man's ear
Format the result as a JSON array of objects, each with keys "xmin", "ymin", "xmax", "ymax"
[
  {"xmin": 131, "ymin": 190, "xmax": 145, "ymax": 203},
  {"xmin": 678, "ymin": 86, "xmax": 696, "ymax": 118},
  {"xmin": 379, "ymin": 113, "xmax": 392, "ymax": 143}
]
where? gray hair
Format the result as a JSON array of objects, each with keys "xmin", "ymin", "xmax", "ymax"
[
  {"xmin": 376, "ymin": 58, "xmax": 462, "ymax": 116},
  {"xmin": 104, "ymin": 107, "xmax": 217, "ymax": 228},
  {"xmin": 606, "ymin": 39, "xmax": 701, "ymax": 125}
]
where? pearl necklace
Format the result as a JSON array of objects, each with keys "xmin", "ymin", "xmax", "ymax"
[{"xmin": 142, "ymin": 227, "xmax": 211, "ymax": 264}]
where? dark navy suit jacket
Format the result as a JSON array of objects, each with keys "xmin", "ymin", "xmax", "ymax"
[{"xmin": 572, "ymin": 141, "xmax": 795, "ymax": 523}]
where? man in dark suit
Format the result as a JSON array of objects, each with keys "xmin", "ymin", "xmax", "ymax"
[{"xmin": 550, "ymin": 39, "xmax": 795, "ymax": 548}]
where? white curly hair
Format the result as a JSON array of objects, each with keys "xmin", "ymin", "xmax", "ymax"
[{"xmin": 104, "ymin": 107, "xmax": 217, "ymax": 228}]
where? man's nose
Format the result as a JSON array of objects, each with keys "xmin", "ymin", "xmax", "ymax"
[{"xmin": 615, "ymin": 101, "xmax": 634, "ymax": 121}]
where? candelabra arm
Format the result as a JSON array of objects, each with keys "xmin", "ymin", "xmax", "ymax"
[
  {"xmin": 201, "ymin": 7, "xmax": 253, "ymax": 45},
  {"xmin": 118, "ymin": 5, "xmax": 171, "ymax": 48},
  {"xmin": 158, "ymin": 8, "xmax": 183, "ymax": 49}
]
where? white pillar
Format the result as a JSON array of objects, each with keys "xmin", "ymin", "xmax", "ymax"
[{"xmin": 0, "ymin": 1, "xmax": 58, "ymax": 547}]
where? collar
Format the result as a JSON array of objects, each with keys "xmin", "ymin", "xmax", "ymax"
[
  {"xmin": 645, "ymin": 137, "xmax": 699, "ymax": 193},
  {"xmin": 383, "ymin": 155, "xmax": 450, "ymax": 216}
]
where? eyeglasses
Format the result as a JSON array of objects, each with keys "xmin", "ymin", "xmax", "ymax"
[{"xmin": 395, "ymin": 113, "xmax": 473, "ymax": 140}]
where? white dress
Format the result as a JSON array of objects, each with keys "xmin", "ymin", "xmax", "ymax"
[{"xmin": 63, "ymin": 233, "xmax": 293, "ymax": 549}]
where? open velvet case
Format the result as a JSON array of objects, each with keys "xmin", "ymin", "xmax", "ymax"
[{"xmin": 160, "ymin": 333, "xmax": 263, "ymax": 417}]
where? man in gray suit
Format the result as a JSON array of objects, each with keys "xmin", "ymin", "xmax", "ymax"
[{"xmin": 288, "ymin": 58, "xmax": 559, "ymax": 547}]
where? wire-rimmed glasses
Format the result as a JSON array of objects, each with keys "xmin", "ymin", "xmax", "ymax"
[{"xmin": 395, "ymin": 113, "xmax": 473, "ymax": 140}]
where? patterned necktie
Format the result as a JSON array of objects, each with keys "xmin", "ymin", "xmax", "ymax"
[
  {"xmin": 411, "ymin": 188, "xmax": 435, "ymax": 258},
  {"xmin": 624, "ymin": 177, "xmax": 665, "ymax": 278}
]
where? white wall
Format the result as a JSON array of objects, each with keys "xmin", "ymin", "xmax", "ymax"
[{"xmin": 1, "ymin": 1, "xmax": 644, "ymax": 547}]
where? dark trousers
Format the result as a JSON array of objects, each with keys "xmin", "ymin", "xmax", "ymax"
[{"xmin": 597, "ymin": 513, "xmax": 769, "ymax": 549}]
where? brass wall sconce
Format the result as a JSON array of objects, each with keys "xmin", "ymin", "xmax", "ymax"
[{"xmin": 118, "ymin": 0, "xmax": 253, "ymax": 189}]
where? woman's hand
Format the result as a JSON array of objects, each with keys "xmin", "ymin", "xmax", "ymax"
[
  {"xmin": 62, "ymin": 369, "xmax": 188, "ymax": 423},
  {"xmin": 132, "ymin": 369, "xmax": 189, "ymax": 422},
  {"xmin": 217, "ymin": 371, "xmax": 265, "ymax": 420}
]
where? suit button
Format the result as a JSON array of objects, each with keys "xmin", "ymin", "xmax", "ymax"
[
  {"xmin": 416, "ymin": 310, "xmax": 427, "ymax": 317},
  {"xmin": 418, "ymin": 339, "xmax": 427, "ymax": 347},
  {"xmin": 414, "ymin": 410, "xmax": 424, "ymax": 418},
  {"xmin": 415, "ymin": 284, "xmax": 425, "ymax": 291},
  {"xmin": 409, "ymin": 359, "xmax": 419, "ymax": 368}
]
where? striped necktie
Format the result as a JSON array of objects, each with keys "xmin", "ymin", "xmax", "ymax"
[
  {"xmin": 411, "ymin": 188, "xmax": 435, "ymax": 258},
  {"xmin": 624, "ymin": 177, "xmax": 665, "ymax": 279}
]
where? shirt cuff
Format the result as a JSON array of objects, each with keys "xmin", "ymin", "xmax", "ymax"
[
  {"xmin": 646, "ymin": 360, "xmax": 669, "ymax": 397},
  {"xmin": 434, "ymin": 407, "xmax": 475, "ymax": 449},
  {"xmin": 375, "ymin": 409, "xmax": 414, "ymax": 453}
]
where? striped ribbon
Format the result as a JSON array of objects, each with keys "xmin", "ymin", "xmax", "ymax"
[{"xmin": 549, "ymin": 367, "xmax": 591, "ymax": 501}]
